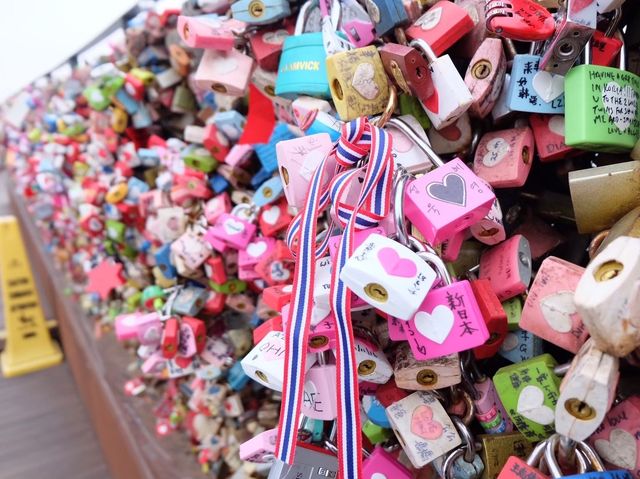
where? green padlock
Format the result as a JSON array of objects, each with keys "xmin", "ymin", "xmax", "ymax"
[
  {"xmin": 565, "ymin": 39, "xmax": 640, "ymax": 152},
  {"xmin": 493, "ymin": 353, "xmax": 561, "ymax": 442}
]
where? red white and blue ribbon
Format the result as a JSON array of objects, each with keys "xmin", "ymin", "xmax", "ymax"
[{"xmin": 276, "ymin": 117, "xmax": 394, "ymax": 478}]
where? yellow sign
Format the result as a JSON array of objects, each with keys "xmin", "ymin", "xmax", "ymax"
[{"xmin": 0, "ymin": 216, "xmax": 63, "ymax": 377}]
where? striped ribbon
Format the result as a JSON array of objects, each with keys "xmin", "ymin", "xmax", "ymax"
[{"xmin": 276, "ymin": 117, "xmax": 394, "ymax": 478}]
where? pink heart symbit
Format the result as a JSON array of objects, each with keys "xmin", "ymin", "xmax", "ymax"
[
  {"xmin": 377, "ymin": 247, "xmax": 417, "ymax": 278},
  {"xmin": 411, "ymin": 405, "xmax": 444, "ymax": 440}
]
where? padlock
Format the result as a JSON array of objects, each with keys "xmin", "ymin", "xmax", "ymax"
[
  {"xmin": 386, "ymin": 390, "xmax": 462, "ymax": 468},
  {"xmin": 470, "ymin": 278, "xmax": 508, "ymax": 359},
  {"xmin": 268, "ymin": 442, "xmax": 338, "ymax": 479},
  {"xmin": 506, "ymin": 52, "xmax": 566, "ymax": 114},
  {"xmin": 569, "ymin": 160, "xmax": 640, "ymax": 234},
  {"xmin": 554, "ymin": 339, "xmax": 619, "ymax": 441},
  {"xmin": 496, "ymin": 440, "xmax": 548, "ymax": 479},
  {"xmin": 538, "ymin": 0, "xmax": 597, "ymax": 75},
  {"xmin": 405, "ymin": 1, "xmax": 474, "ymax": 57},
  {"xmin": 574, "ymin": 236, "xmax": 640, "ymax": 357},
  {"xmin": 410, "ymin": 39, "xmax": 474, "ymax": 130},
  {"xmin": 362, "ymin": 446, "xmax": 412, "ymax": 479},
  {"xmin": 362, "ymin": 394, "xmax": 391, "ymax": 428},
  {"xmin": 473, "ymin": 370, "xmax": 513, "ymax": 434},
  {"xmin": 172, "ymin": 286, "xmax": 209, "ymax": 316},
  {"xmin": 249, "ymin": 24, "xmax": 293, "ymax": 71},
  {"xmin": 303, "ymin": 353, "xmax": 337, "ymax": 420},
  {"xmin": 564, "ymin": 39, "xmax": 640, "ymax": 153},
  {"xmin": 473, "ymin": 127, "xmax": 535, "ymax": 188},
  {"xmin": 238, "ymin": 236, "xmax": 276, "ymax": 280},
  {"xmin": 479, "ymin": 234, "xmax": 532, "ymax": 301},
  {"xmin": 464, "ymin": 37, "xmax": 507, "ymax": 118},
  {"xmin": 404, "ymin": 157, "xmax": 495, "ymax": 245},
  {"xmin": 340, "ymin": 0, "xmax": 375, "ymax": 47},
  {"xmin": 590, "ymin": 10, "xmax": 623, "ymax": 67},
  {"xmin": 258, "ymin": 200, "xmax": 292, "ymax": 237},
  {"xmin": 162, "ymin": 317, "xmax": 180, "ymax": 359},
  {"xmin": 326, "ymin": 46, "xmax": 391, "ymax": 121},
  {"xmin": 529, "ymin": 114, "xmax": 575, "ymax": 162},
  {"xmin": 178, "ymin": 321, "xmax": 198, "ymax": 358},
  {"xmin": 594, "ymin": 206, "xmax": 640, "ymax": 255},
  {"xmin": 588, "ymin": 396, "xmax": 640, "ymax": 473},
  {"xmin": 207, "ymin": 213, "xmax": 257, "ymax": 250},
  {"xmin": 194, "ymin": 48, "xmax": 256, "ymax": 97},
  {"xmin": 403, "ymin": 252, "xmax": 489, "ymax": 360},
  {"xmin": 520, "ymin": 256, "xmax": 589, "ymax": 354},
  {"xmin": 230, "ymin": 0, "xmax": 290, "ymax": 25},
  {"xmin": 171, "ymin": 231, "xmax": 212, "ymax": 271},
  {"xmin": 499, "ymin": 327, "xmax": 544, "ymax": 364},
  {"xmin": 362, "ymin": 0, "xmax": 408, "ymax": 37},
  {"xmin": 427, "ymin": 112, "xmax": 473, "ymax": 155},
  {"xmin": 485, "ymin": 0, "xmax": 555, "ymax": 42},
  {"xmin": 470, "ymin": 197, "xmax": 506, "ymax": 246},
  {"xmin": 494, "ymin": 354, "xmax": 561, "ymax": 442},
  {"xmin": 380, "ymin": 43, "xmax": 435, "ymax": 102},
  {"xmin": 479, "ymin": 431, "xmax": 533, "ymax": 479},
  {"xmin": 276, "ymin": 133, "xmax": 335, "ymax": 209},
  {"xmin": 394, "ymin": 342, "xmax": 462, "ymax": 391},
  {"xmin": 241, "ymin": 330, "xmax": 315, "ymax": 391},
  {"xmin": 275, "ymin": 1, "xmax": 330, "ymax": 99},
  {"xmin": 384, "ymin": 115, "xmax": 438, "ymax": 173},
  {"xmin": 177, "ymin": 15, "xmax": 246, "ymax": 50},
  {"xmin": 355, "ymin": 336, "xmax": 393, "ymax": 384}
]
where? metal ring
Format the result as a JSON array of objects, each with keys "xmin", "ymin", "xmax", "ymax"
[
  {"xmin": 386, "ymin": 116, "xmax": 444, "ymax": 168},
  {"xmin": 393, "ymin": 169, "xmax": 411, "ymax": 248},
  {"xmin": 588, "ymin": 230, "xmax": 609, "ymax": 259},
  {"xmin": 451, "ymin": 415, "xmax": 476, "ymax": 462},
  {"xmin": 374, "ymin": 85, "xmax": 397, "ymax": 128},
  {"xmin": 442, "ymin": 447, "xmax": 466, "ymax": 479},
  {"xmin": 577, "ymin": 441, "xmax": 606, "ymax": 472},
  {"xmin": 545, "ymin": 434, "xmax": 590, "ymax": 477},
  {"xmin": 416, "ymin": 251, "xmax": 452, "ymax": 285}
]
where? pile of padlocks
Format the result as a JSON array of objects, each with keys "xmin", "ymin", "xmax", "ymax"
[{"xmin": 3, "ymin": 0, "xmax": 640, "ymax": 477}]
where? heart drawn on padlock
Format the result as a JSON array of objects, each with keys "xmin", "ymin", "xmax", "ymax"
[
  {"xmin": 377, "ymin": 247, "xmax": 418, "ymax": 278},
  {"xmin": 262, "ymin": 205, "xmax": 281, "ymax": 225},
  {"xmin": 224, "ymin": 218, "xmax": 245, "ymax": 235},
  {"xmin": 416, "ymin": 7, "xmax": 442, "ymax": 30},
  {"xmin": 426, "ymin": 173, "xmax": 466, "ymax": 206},
  {"xmin": 215, "ymin": 57, "xmax": 239, "ymax": 75},
  {"xmin": 247, "ymin": 241, "xmax": 268, "ymax": 258},
  {"xmin": 602, "ymin": 82, "xmax": 637, "ymax": 132},
  {"xmin": 422, "ymin": 90, "xmax": 439, "ymax": 114},
  {"xmin": 594, "ymin": 428, "xmax": 637, "ymax": 470},
  {"xmin": 501, "ymin": 332, "xmax": 519, "ymax": 351},
  {"xmin": 531, "ymin": 71, "xmax": 564, "ymax": 103},
  {"xmin": 411, "ymin": 405, "xmax": 444, "ymax": 440},
  {"xmin": 516, "ymin": 385, "xmax": 555, "ymax": 425},
  {"xmin": 262, "ymin": 29, "xmax": 289, "ymax": 45},
  {"xmin": 414, "ymin": 306, "xmax": 454, "ymax": 344},
  {"xmin": 540, "ymin": 291, "xmax": 576, "ymax": 333},
  {"xmin": 351, "ymin": 62, "xmax": 380, "ymax": 100},
  {"xmin": 482, "ymin": 138, "xmax": 510, "ymax": 167},
  {"xmin": 548, "ymin": 115, "xmax": 565, "ymax": 136}
]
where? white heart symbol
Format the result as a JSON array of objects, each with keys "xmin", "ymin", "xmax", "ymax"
[
  {"xmin": 223, "ymin": 218, "xmax": 245, "ymax": 235},
  {"xmin": 414, "ymin": 305, "xmax": 454, "ymax": 344},
  {"xmin": 548, "ymin": 115, "xmax": 565, "ymax": 136},
  {"xmin": 282, "ymin": 285, "xmax": 293, "ymax": 293},
  {"xmin": 501, "ymin": 332, "xmax": 519, "ymax": 351},
  {"xmin": 262, "ymin": 205, "xmax": 281, "ymax": 225},
  {"xmin": 603, "ymin": 82, "xmax": 637, "ymax": 132},
  {"xmin": 263, "ymin": 29, "xmax": 289, "ymax": 45},
  {"xmin": 482, "ymin": 137, "xmax": 510, "ymax": 167},
  {"xmin": 539, "ymin": 291, "xmax": 576, "ymax": 334},
  {"xmin": 215, "ymin": 57, "xmax": 238, "ymax": 75},
  {"xmin": 351, "ymin": 62, "xmax": 380, "ymax": 101},
  {"xmin": 247, "ymin": 241, "xmax": 267, "ymax": 258},
  {"xmin": 532, "ymin": 71, "xmax": 565, "ymax": 103},
  {"xmin": 371, "ymin": 474, "xmax": 388, "ymax": 479},
  {"xmin": 595, "ymin": 428, "xmax": 637, "ymax": 470},
  {"xmin": 416, "ymin": 7, "xmax": 442, "ymax": 30},
  {"xmin": 516, "ymin": 385, "xmax": 555, "ymax": 425}
]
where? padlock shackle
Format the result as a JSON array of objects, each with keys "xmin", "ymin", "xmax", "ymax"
[
  {"xmin": 417, "ymin": 251, "xmax": 453, "ymax": 285},
  {"xmin": 385, "ymin": 117, "xmax": 445, "ymax": 168},
  {"xmin": 441, "ymin": 447, "xmax": 466, "ymax": 479},
  {"xmin": 544, "ymin": 434, "xmax": 590, "ymax": 477},
  {"xmin": 295, "ymin": 0, "xmax": 319, "ymax": 35},
  {"xmin": 451, "ymin": 405, "xmax": 477, "ymax": 463}
]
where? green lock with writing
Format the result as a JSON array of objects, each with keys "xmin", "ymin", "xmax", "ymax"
[
  {"xmin": 493, "ymin": 353, "xmax": 561, "ymax": 442},
  {"xmin": 564, "ymin": 45, "xmax": 640, "ymax": 153}
]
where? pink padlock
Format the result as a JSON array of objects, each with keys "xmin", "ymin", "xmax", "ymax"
[
  {"xmin": 440, "ymin": 229, "xmax": 467, "ymax": 262},
  {"xmin": 404, "ymin": 253, "xmax": 489, "ymax": 360},
  {"xmin": 529, "ymin": 114, "xmax": 574, "ymax": 163},
  {"xmin": 464, "ymin": 37, "xmax": 507, "ymax": 118},
  {"xmin": 194, "ymin": 49, "xmax": 255, "ymax": 97},
  {"xmin": 141, "ymin": 352, "xmax": 166, "ymax": 375},
  {"xmin": 479, "ymin": 234, "xmax": 532, "ymax": 301},
  {"xmin": 343, "ymin": 19, "xmax": 376, "ymax": 48},
  {"xmin": 171, "ymin": 231, "xmax": 212, "ymax": 270},
  {"xmin": 207, "ymin": 213, "xmax": 257, "ymax": 250},
  {"xmin": 473, "ymin": 374, "xmax": 513, "ymax": 434},
  {"xmin": 238, "ymin": 237, "xmax": 276, "ymax": 280},
  {"xmin": 473, "ymin": 127, "xmax": 535, "ymax": 188},
  {"xmin": 178, "ymin": 15, "xmax": 246, "ymax": 50},
  {"xmin": 387, "ymin": 315, "xmax": 408, "ymax": 341},
  {"xmin": 404, "ymin": 158, "xmax": 495, "ymax": 245},
  {"xmin": 363, "ymin": 446, "xmax": 413, "ymax": 479},
  {"xmin": 308, "ymin": 315, "xmax": 337, "ymax": 353},
  {"xmin": 276, "ymin": 133, "xmax": 334, "ymax": 209},
  {"xmin": 115, "ymin": 312, "xmax": 162, "ymax": 344},
  {"xmin": 470, "ymin": 197, "xmax": 506, "ymax": 246},
  {"xmin": 178, "ymin": 321, "xmax": 198, "ymax": 358},
  {"xmin": 136, "ymin": 312, "xmax": 163, "ymax": 346},
  {"xmin": 520, "ymin": 256, "xmax": 588, "ymax": 354},
  {"xmin": 239, "ymin": 428, "xmax": 278, "ymax": 462},
  {"xmin": 302, "ymin": 354, "xmax": 338, "ymax": 420},
  {"xmin": 224, "ymin": 144, "xmax": 253, "ymax": 168}
]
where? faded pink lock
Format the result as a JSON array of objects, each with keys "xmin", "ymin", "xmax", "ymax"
[
  {"xmin": 473, "ymin": 375, "xmax": 513, "ymax": 434},
  {"xmin": 178, "ymin": 322, "xmax": 198, "ymax": 358},
  {"xmin": 404, "ymin": 158, "xmax": 495, "ymax": 245},
  {"xmin": 204, "ymin": 193, "xmax": 232, "ymax": 225},
  {"xmin": 302, "ymin": 355, "xmax": 338, "ymax": 420},
  {"xmin": 208, "ymin": 213, "xmax": 257, "ymax": 250},
  {"xmin": 238, "ymin": 237, "xmax": 276, "ymax": 279},
  {"xmin": 363, "ymin": 446, "xmax": 413, "ymax": 479},
  {"xmin": 479, "ymin": 234, "xmax": 532, "ymax": 301},
  {"xmin": 136, "ymin": 312, "xmax": 163, "ymax": 346},
  {"xmin": 473, "ymin": 127, "xmax": 535, "ymax": 188},
  {"xmin": 276, "ymin": 133, "xmax": 335, "ymax": 210},
  {"xmin": 239, "ymin": 428, "xmax": 278, "ymax": 463},
  {"xmin": 520, "ymin": 256, "xmax": 588, "ymax": 354},
  {"xmin": 405, "ymin": 272, "xmax": 489, "ymax": 360},
  {"xmin": 387, "ymin": 315, "xmax": 408, "ymax": 341}
]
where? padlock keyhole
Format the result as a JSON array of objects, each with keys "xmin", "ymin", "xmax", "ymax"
[
  {"xmin": 332, "ymin": 79, "xmax": 344, "ymax": 101},
  {"xmin": 564, "ymin": 398, "xmax": 596, "ymax": 421},
  {"xmin": 183, "ymin": 23, "xmax": 190, "ymax": 39},
  {"xmin": 594, "ymin": 260, "xmax": 624, "ymax": 282}
]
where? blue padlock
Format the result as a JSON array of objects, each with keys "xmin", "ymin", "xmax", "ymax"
[
  {"xmin": 250, "ymin": 167, "xmax": 272, "ymax": 188},
  {"xmin": 213, "ymin": 110, "xmax": 246, "ymax": 142},
  {"xmin": 114, "ymin": 88, "xmax": 139, "ymax": 115},
  {"xmin": 363, "ymin": 395, "xmax": 391, "ymax": 428},
  {"xmin": 498, "ymin": 328, "xmax": 544, "ymax": 364},
  {"xmin": 305, "ymin": 110, "xmax": 343, "ymax": 141},
  {"xmin": 209, "ymin": 174, "xmax": 229, "ymax": 194},
  {"xmin": 231, "ymin": 0, "xmax": 290, "ymax": 25},
  {"xmin": 137, "ymin": 148, "xmax": 160, "ymax": 167},
  {"xmin": 253, "ymin": 123, "xmax": 297, "ymax": 173},
  {"xmin": 171, "ymin": 286, "xmax": 209, "ymax": 316},
  {"xmin": 365, "ymin": 0, "xmax": 408, "ymax": 37},
  {"xmin": 506, "ymin": 55, "xmax": 565, "ymax": 114},
  {"xmin": 127, "ymin": 177, "xmax": 150, "ymax": 203},
  {"xmin": 253, "ymin": 176, "xmax": 284, "ymax": 207},
  {"xmin": 227, "ymin": 361, "xmax": 251, "ymax": 391},
  {"xmin": 155, "ymin": 243, "xmax": 177, "ymax": 279}
]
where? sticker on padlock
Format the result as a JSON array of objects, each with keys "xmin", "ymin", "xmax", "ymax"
[
  {"xmin": 506, "ymin": 54, "xmax": 565, "ymax": 114},
  {"xmin": 394, "ymin": 342, "xmax": 462, "ymax": 391}
]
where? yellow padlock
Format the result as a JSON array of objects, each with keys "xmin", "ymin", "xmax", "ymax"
[
  {"xmin": 326, "ymin": 46, "xmax": 390, "ymax": 121},
  {"xmin": 111, "ymin": 107, "xmax": 128, "ymax": 133},
  {"xmin": 106, "ymin": 183, "xmax": 129, "ymax": 204}
]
